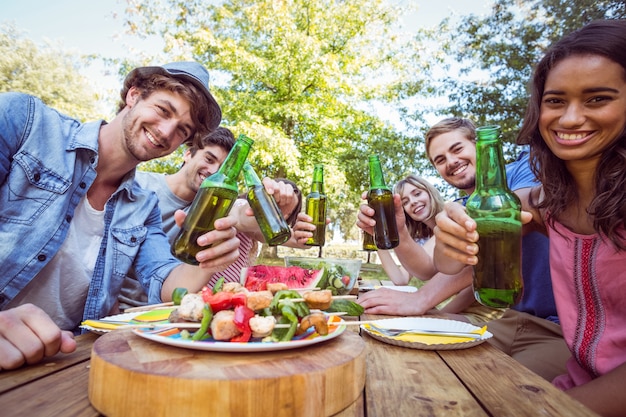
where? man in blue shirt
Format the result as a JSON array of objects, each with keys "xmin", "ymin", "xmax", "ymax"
[
  {"xmin": 357, "ymin": 117, "xmax": 569, "ymax": 381},
  {"xmin": 0, "ymin": 62, "xmax": 241, "ymax": 370}
]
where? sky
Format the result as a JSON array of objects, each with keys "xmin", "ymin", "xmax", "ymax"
[
  {"xmin": 0, "ymin": 0, "xmax": 492, "ymax": 116},
  {"xmin": 1, "ymin": 0, "xmax": 492, "ymax": 62}
]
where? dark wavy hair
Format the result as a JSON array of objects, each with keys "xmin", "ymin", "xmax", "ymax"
[
  {"xmin": 190, "ymin": 127, "xmax": 235, "ymax": 156},
  {"xmin": 516, "ymin": 19, "xmax": 626, "ymax": 250}
]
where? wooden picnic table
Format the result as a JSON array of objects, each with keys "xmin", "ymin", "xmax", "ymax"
[{"xmin": 0, "ymin": 281, "xmax": 600, "ymax": 417}]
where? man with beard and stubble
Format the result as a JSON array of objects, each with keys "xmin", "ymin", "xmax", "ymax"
[
  {"xmin": 0, "ymin": 62, "xmax": 240, "ymax": 370},
  {"xmin": 357, "ymin": 117, "xmax": 569, "ymax": 381}
]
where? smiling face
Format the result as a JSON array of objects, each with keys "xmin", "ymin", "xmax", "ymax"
[
  {"xmin": 539, "ymin": 54, "xmax": 626, "ymax": 169},
  {"xmin": 181, "ymin": 144, "xmax": 230, "ymax": 193},
  {"xmin": 399, "ymin": 182, "xmax": 432, "ymax": 223},
  {"xmin": 122, "ymin": 87, "xmax": 195, "ymax": 162},
  {"xmin": 427, "ymin": 131, "xmax": 477, "ymax": 194}
]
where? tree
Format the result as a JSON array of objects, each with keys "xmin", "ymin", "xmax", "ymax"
[
  {"xmin": 0, "ymin": 23, "xmax": 100, "ymax": 121},
  {"xmin": 123, "ymin": 0, "xmax": 434, "ymax": 242},
  {"xmin": 424, "ymin": 0, "xmax": 626, "ymax": 155}
]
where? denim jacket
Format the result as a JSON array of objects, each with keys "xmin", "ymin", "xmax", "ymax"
[{"xmin": 0, "ymin": 92, "xmax": 180, "ymax": 324}]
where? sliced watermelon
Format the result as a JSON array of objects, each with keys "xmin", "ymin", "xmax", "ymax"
[{"xmin": 240, "ymin": 265, "xmax": 325, "ymax": 292}]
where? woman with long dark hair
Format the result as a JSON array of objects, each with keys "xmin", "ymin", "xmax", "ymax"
[{"xmin": 434, "ymin": 20, "xmax": 626, "ymax": 415}]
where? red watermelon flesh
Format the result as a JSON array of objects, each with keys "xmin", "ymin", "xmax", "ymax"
[{"xmin": 241, "ymin": 265, "xmax": 324, "ymax": 292}]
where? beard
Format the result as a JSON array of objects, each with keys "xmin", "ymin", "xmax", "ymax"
[
  {"xmin": 122, "ymin": 109, "xmax": 160, "ymax": 163},
  {"xmin": 442, "ymin": 163, "xmax": 476, "ymax": 193},
  {"xmin": 449, "ymin": 176, "xmax": 476, "ymax": 193}
]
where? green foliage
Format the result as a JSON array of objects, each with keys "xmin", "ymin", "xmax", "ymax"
[
  {"xmin": 122, "ymin": 0, "xmax": 430, "ymax": 241},
  {"xmin": 138, "ymin": 147, "xmax": 185, "ymax": 174},
  {"xmin": 428, "ymin": 0, "xmax": 626, "ymax": 151},
  {"xmin": 9, "ymin": 0, "xmax": 623, "ymax": 241},
  {"xmin": 0, "ymin": 23, "xmax": 101, "ymax": 121}
]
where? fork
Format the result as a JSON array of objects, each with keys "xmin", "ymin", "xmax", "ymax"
[{"xmin": 367, "ymin": 323, "xmax": 483, "ymax": 339}]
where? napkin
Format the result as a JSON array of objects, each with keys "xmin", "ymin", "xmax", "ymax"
[
  {"xmin": 80, "ymin": 308, "xmax": 174, "ymax": 331},
  {"xmin": 81, "ymin": 320, "xmax": 127, "ymax": 331},
  {"xmin": 131, "ymin": 308, "xmax": 175, "ymax": 322},
  {"xmin": 364, "ymin": 325, "xmax": 487, "ymax": 345}
]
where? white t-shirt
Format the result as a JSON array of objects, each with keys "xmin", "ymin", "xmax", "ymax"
[{"xmin": 6, "ymin": 196, "xmax": 104, "ymax": 330}]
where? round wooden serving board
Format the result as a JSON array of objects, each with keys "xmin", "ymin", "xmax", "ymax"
[{"xmin": 89, "ymin": 329, "xmax": 365, "ymax": 417}]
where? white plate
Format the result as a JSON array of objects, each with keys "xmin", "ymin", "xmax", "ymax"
[
  {"xmin": 359, "ymin": 285, "xmax": 417, "ymax": 293},
  {"xmin": 361, "ymin": 317, "xmax": 492, "ymax": 351},
  {"xmin": 132, "ymin": 317, "xmax": 347, "ymax": 352}
]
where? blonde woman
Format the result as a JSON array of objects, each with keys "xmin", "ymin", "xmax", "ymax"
[{"xmin": 376, "ymin": 175, "xmax": 444, "ymax": 285}]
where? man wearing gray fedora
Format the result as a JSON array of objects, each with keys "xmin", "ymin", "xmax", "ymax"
[{"xmin": 0, "ymin": 61, "xmax": 240, "ymax": 370}]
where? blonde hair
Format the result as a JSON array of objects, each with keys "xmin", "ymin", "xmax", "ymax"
[{"xmin": 394, "ymin": 174, "xmax": 445, "ymax": 239}]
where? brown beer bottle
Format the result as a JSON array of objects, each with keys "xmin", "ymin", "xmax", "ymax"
[
  {"xmin": 362, "ymin": 231, "xmax": 377, "ymax": 252},
  {"xmin": 465, "ymin": 125, "xmax": 523, "ymax": 308},
  {"xmin": 304, "ymin": 164, "xmax": 327, "ymax": 247},
  {"xmin": 242, "ymin": 161, "xmax": 291, "ymax": 246},
  {"xmin": 367, "ymin": 155, "xmax": 399, "ymax": 249},
  {"xmin": 171, "ymin": 134, "xmax": 254, "ymax": 265}
]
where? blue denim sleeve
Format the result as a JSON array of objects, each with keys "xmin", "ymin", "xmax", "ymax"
[
  {"xmin": 0, "ymin": 93, "xmax": 33, "ymax": 184},
  {"xmin": 506, "ymin": 149, "xmax": 538, "ymax": 191}
]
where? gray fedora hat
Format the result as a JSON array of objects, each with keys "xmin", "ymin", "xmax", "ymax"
[{"xmin": 125, "ymin": 61, "xmax": 222, "ymax": 131}]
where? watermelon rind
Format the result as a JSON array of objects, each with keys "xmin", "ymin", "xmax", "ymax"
[
  {"xmin": 284, "ymin": 257, "xmax": 361, "ymax": 295},
  {"xmin": 240, "ymin": 265, "xmax": 326, "ymax": 292}
]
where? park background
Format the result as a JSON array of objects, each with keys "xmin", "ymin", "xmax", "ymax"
[{"xmin": 1, "ymin": 0, "xmax": 624, "ymax": 265}]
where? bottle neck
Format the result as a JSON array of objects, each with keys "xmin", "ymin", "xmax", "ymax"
[
  {"xmin": 369, "ymin": 157, "xmax": 390, "ymax": 190},
  {"xmin": 203, "ymin": 136, "xmax": 252, "ymax": 190},
  {"xmin": 243, "ymin": 163, "xmax": 262, "ymax": 188},
  {"xmin": 218, "ymin": 141, "xmax": 250, "ymax": 178},
  {"xmin": 474, "ymin": 138, "xmax": 508, "ymax": 191},
  {"xmin": 310, "ymin": 166, "xmax": 324, "ymax": 194},
  {"xmin": 310, "ymin": 181, "xmax": 324, "ymax": 194}
]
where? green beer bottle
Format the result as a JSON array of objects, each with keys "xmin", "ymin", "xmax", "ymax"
[
  {"xmin": 362, "ymin": 231, "xmax": 377, "ymax": 251},
  {"xmin": 171, "ymin": 134, "xmax": 254, "ymax": 265},
  {"xmin": 367, "ymin": 155, "xmax": 399, "ymax": 249},
  {"xmin": 242, "ymin": 161, "xmax": 291, "ymax": 246},
  {"xmin": 304, "ymin": 164, "xmax": 327, "ymax": 247},
  {"xmin": 465, "ymin": 125, "xmax": 523, "ymax": 308}
]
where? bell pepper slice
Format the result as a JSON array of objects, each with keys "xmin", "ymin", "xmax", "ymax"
[
  {"xmin": 202, "ymin": 289, "xmax": 234, "ymax": 313},
  {"xmin": 231, "ymin": 304, "xmax": 255, "ymax": 342},
  {"xmin": 191, "ymin": 304, "xmax": 213, "ymax": 341}
]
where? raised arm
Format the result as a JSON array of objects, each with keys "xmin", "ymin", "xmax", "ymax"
[
  {"xmin": 377, "ymin": 250, "xmax": 410, "ymax": 286},
  {"xmin": 433, "ymin": 201, "xmax": 479, "ymax": 274},
  {"xmin": 161, "ymin": 211, "xmax": 241, "ymax": 300},
  {"xmin": 357, "ymin": 192, "xmax": 437, "ymax": 279}
]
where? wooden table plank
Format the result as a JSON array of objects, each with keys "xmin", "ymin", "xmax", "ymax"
[
  {"xmin": 361, "ymin": 333, "xmax": 488, "ymax": 417},
  {"xmin": 332, "ymin": 392, "xmax": 364, "ymax": 417},
  {"xmin": 0, "ymin": 361, "xmax": 99, "ymax": 417},
  {"xmin": 0, "ymin": 279, "xmax": 602, "ymax": 417},
  {"xmin": 358, "ymin": 291, "xmax": 483, "ymax": 416},
  {"xmin": 0, "ymin": 332, "xmax": 99, "ymax": 395},
  {"xmin": 439, "ymin": 345, "xmax": 600, "ymax": 417}
]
